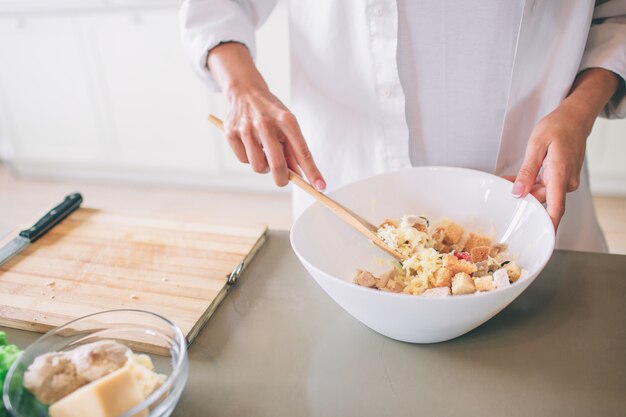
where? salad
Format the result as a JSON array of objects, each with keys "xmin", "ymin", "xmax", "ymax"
[{"xmin": 354, "ymin": 215, "xmax": 522, "ymax": 296}]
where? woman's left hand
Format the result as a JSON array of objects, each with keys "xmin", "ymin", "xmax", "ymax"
[
  {"xmin": 505, "ymin": 103, "xmax": 591, "ymax": 230},
  {"xmin": 505, "ymin": 68, "xmax": 620, "ymax": 231}
]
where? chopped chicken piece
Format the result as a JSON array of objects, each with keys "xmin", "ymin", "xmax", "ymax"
[
  {"xmin": 431, "ymin": 267, "xmax": 453, "ymax": 288},
  {"xmin": 504, "ymin": 261, "xmax": 522, "ymax": 282},
  {"xmin": 493, "ymin": 268, "xmax": 510, "ymax": 289},
  {"xmin": 443, "ymin": 222, "xmax": 464, "ymax": 245},
  {"xmin": 489, "ymin": 242, "xmax": 508, "ymax": 258},
  {"xmin": 443, "ymin": 254, "xmax": 478, "ymax": 275},
  {"xmin": 423, "ymin": 287, "xmax": 451, "ymax": 297},
  {"xmin": 474, "ymin": 261, "xmax": 490, "ymax": 277},
  {"xmin": 404, "ymin": 215, "xmax": 428, "ymax": 232},
  {"xmin": 71, "ymin": 341, "xmax": 130, "ymax": 382},
  {"xmin": 376, "ymin": 268, "xmax": 396, "ymax": 289},
  {"xmin": 464, "ymin": 233, "xmax": 492, "ymax": 252},
  {"xmin": 474, "ymin": 275, "xmax": 496, "ymax": 292},
  {"xmin": 383, "ymin": 279, "xmax": 405, "ymax": 293},
  {"xmin": 354, "ymin": 269, "xmax": 377, "ymax": 288},
  {"xmin": 470, "ymin": 246, "xmax": 490, "ymax": 263},
  {"xmin": 494, "ymin": 252, "xmax": 512, "ymax": 264},
  {"xmin": 24, "ymin": 353, "xmax": 86, "ymax": 405},
  {"xmin": 451, "ymin": 272, "xmax": 476, "ymax": 295}
]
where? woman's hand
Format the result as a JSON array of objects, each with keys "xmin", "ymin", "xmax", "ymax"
[
  {"xmin": 509, "ymin": 68, "xmax": 620, "ymax": 230},
  {"xmin": 208, "ymin": 42, "xmax": 326, "ymax": 190}
]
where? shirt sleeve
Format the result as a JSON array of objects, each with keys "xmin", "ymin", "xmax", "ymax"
[
  {"xmin": 578, "ymin": 1, "xmax": 626, "ymax": 119},
  {"xmin": 179, "ymin": 0, "xmax": 279, "ymax": 91}
]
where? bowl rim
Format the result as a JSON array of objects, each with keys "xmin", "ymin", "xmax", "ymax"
[
  {"xmin": 2, "ymin": 308, "xmax": 188, "ymax": 416},
  {"xmin": 290, "ymin": 165, "xmax": 556, "ymax": 302}
]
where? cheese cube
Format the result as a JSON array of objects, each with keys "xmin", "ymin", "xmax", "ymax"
[
  {"xmin": 49, "ymin": 364, "xmax": 148, "ymax": 417},
  {"xmin": 493, "ymin": 268, "xmax": 510, "ymax": 289}
]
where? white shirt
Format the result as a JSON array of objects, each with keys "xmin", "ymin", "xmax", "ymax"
[
  {"xmin": 397, "ymin": 0, "xmax": 523, "ymax": 171},
  {"xmin": 180, "ymin": 0, "xmax": 626, "ymax": 252}
]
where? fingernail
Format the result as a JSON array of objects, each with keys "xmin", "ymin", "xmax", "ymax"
[
  {"xmin": 512, "ymin": 182, "xmax": 524, "ymax": 198},
  {"xmin": 314, "ymin": 179, "xmax": 326, "ymax": 191},
  {"xmin": 262, "ymin": 167, "xmax": 270, "ymax": 174}
]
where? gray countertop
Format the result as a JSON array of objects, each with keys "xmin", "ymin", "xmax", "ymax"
[{"xmin": 3, "ymin": 231, "xmax": 626, "ymax": 416}]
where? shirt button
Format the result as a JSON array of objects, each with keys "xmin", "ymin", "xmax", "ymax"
[
  {"xmin": 370, "ymin": 6, "xmax": 383, "ymax": 16},
  {"xmin": 381, "ymin": 88, "xmax": 391, "ymax": 98}
]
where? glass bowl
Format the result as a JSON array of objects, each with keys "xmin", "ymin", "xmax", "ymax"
[{"xmin": 3, "ymin": 309, "xmax": 188, "ymax": 417}]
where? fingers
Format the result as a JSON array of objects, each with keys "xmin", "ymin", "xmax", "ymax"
[
  {"xmin": 283, "ymin": 141, "xmax": 300, "ymax": 173},
  {"xmin": 256, "ymin": 118, "xmax": 289, "ymax": 186},
  {"xmin": 513, "ymin": 137, "xmax": 547, "ymax": 198},
  {"xmin": 239, "ymin": 124, "xmax": 269, "ymax": 174},
  {"xmin": 529, "ymin": 184, "xmax": 547, "ymax": 204},
  {"xmin": 225, "ymin": 131, "xmax": 249, "ymax": 164},
  {"xmin": 279, "ymin": 112, "xmax": 326, "ymax": 191},
  {"xmin": 546, "ymin": 173, "xmax": 567, "ymax": 231}
]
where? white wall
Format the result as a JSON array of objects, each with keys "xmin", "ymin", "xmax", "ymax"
[{"xmin": 0, "ymin": 1, "xmax": 624, "ymax": 195}]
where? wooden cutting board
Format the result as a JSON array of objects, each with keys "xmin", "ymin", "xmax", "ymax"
[{"xmin": 0, "ymin": 208, "xmax": 267, "ymax": 344}]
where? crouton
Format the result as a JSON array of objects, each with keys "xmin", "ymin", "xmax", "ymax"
[
  {"xmin": 451, "ymin": 272, "xmax": 476, "ymax": 295},
  {"xmin": 431, "ymin": 267, "xmax": 454, "ymax": 288},
  {"xmin": 504, "ymin": 262, "xmax": 521, "ymax": 282},
  {"xmin": 470, "ymin": 245, "xmax": 490, "ymax": 263},
  {"xmin": 354, "ymin": 269, "xmax": 376, "ymax": 288},
  {"xmin": 464, "ymin": 233, "xmax": 492, "ymax": 252},
  {"xmin": 434, "ymin": 241, "xmax": 452, "ymax": 253},
  {"xmin": 442, "ymin": 254, "xmax": 478, "ymax": 275},
  {"xmin": 489, "ymin": 242, "xmax": 508, "ymax": 258},
  {"xmin": 474, "ymin": 275, "xmax": 495, "ymax": 292},
  {"xmin": 423, "ymin": 287, "xmax": 451, "ymax": 297},
  {"xmin": 379, "ymin": 218, "xmax": 399, "ymax": 229},
  {"xmin": 376, "ymin": 268, "xmax": 396, "ymax": 289},
  {"xmin": 450, "ymin": 233, "xmax": 470, "ymax": 252},
  {"xmin": 492, "ymin": 268, "xmax": 510, "ymax": 289},
  {"xmin": 443, "ymin": 222, "xmax": 464, "ymax": 245}
]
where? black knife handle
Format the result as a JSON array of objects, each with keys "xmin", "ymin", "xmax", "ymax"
[{"xmin": 19, "ymin": 193, "xmax": 83, "ymax": 242}]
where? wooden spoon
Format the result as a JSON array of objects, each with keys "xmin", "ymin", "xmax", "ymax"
[{"xmin": 207, "ymin": 114, "xmax": 406, "ymax": 262}]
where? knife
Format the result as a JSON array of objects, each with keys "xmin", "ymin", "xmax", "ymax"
[{"xmin": 0, "ymin": 192, "xmax": 83, "ymax": 267}]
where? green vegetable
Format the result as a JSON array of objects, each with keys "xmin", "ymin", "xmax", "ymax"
[
  {"xmin": 1, "ymin": 334, "xmax": 21, "ymax": 383},
  {"xmin": 1, "ymin": 331, "xmax": 23, "ymax": 417}
]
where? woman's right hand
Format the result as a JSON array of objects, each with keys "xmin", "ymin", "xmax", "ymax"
[{"xmin": 208, "ymin": 42, "xmax": 326, "ymax": 191}]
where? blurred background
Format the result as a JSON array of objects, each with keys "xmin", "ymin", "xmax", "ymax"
[{"xmin": 0, "ymin": 0, "xmax": 624, "ymax": 253}]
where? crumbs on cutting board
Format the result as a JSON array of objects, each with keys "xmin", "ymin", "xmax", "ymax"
[
  {"xmin": 46, "ymin": 280, "xmax": 56, "ymax": 288},
  {"xmin": 130, "ymin": 294, "xmax": 139, "ymax": 300}
]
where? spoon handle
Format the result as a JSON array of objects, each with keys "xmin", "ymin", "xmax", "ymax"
[{"xmin": 207, "ymin": 114, "xmax": 405, "ymax": 261}]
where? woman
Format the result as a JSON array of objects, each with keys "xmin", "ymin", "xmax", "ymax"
[{"xmin": 180, "ymin": 0, "xmax": 625, "ymax": 252}]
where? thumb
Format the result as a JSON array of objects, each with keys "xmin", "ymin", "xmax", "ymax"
[{"xmin": 513, "ymin": 140, "xmax": 546, "ymax": 198}]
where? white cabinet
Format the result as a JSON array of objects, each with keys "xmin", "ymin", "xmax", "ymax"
[
  {"xmin": 0, "ymin": 16, "xmax": 105, "ymax": 162},
  {"xmin": 0, "ymin": 3, "xmax": 290, "ymax": 192},
  {"xmin": 85, "ymin": 11, "xmax": 219, "ymax": 173}
]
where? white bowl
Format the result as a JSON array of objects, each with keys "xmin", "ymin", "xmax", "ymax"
[{"xmin": 291, "ymin": 166, "xmax": 555, "ymax": 343}]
